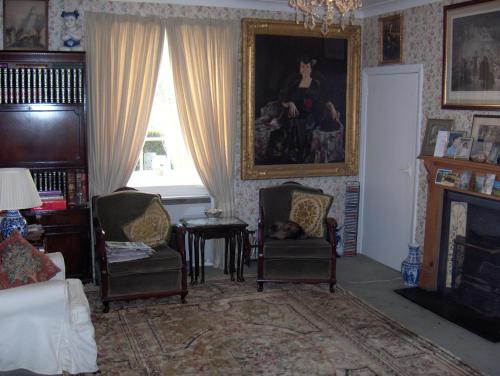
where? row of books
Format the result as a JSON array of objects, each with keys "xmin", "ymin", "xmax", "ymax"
[
  {"xmin": 30, "ymin": 168, "xmax": 88, "ymax": 207},
  {"xmin": 105, "ymin": 241, "xmax": 155, "ymax": 263},
  {"xmin": 0, "ymin": 66, "xmax": 84, "ymax": 104},
  {"xmin": 435, "ymin": 168, "xmax": 500, "ymax": 196},
  {"xmin": 343, "ymin": 181, "xmax": 360, "ymax": 257},
  {"xmin": 31, "ymin": 170, "xmax": 67, "ymax": 193},
  {"xmin": 33, "ymin": 190, "xmax": 67, "ymax": 211}
]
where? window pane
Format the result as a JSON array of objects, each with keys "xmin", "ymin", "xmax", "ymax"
[{"xmin": 128, "ymin": 36, "xmax": 203, "ymax": 192}]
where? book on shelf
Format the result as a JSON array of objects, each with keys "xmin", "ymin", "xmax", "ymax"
[
  {"xmin": 33, "ymin": 198, "xmax": 67, "ymax": 211},
  {"xmin": 0, "ymin": 64, "xmax": 84, "ymax": 104},
  {"xmin": 39, "ymin": 190, "xmax": 64, "ymax": 199},
  {"xmin": 67, "ymin": 169, "xmax": 77, "ymax": 206}
]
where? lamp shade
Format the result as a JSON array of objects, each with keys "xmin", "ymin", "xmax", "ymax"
[{"xmin": 0, "ymin": 168, "xmax": 42, "ymax": 210}]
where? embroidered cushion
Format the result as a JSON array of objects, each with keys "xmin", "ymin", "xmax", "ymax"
[
  {"xmin": 289, "ymin": 191, "xmax": 333, "ymax": 238},
  {"xmin": 0, "ymin": 230, "xmax": 61, "ymax": 289},
  {"xmin": 122, "ymin": 197, "xmax": 172, "ymax": 247}
]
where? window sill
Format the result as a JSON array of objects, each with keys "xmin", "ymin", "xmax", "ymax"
[{"xmin": 161, "ymin": 195, "xmax": 211, "ymax": 206}]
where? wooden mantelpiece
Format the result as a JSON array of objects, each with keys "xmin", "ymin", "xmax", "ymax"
[{"xmin": 419, "ymin": 155, "xmax": 500, "ymax": 290}]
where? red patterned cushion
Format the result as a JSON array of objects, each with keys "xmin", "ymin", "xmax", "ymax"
[{"xmin": 0, "ymin": 230, "xmax": 60, "ymax": 289}]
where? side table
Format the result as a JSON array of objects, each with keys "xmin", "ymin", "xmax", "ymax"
[{"xmin": 180, "ymin": 217, "xmax": 249, "ymax": 284}]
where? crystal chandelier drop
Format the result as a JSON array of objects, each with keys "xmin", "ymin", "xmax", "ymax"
[{"xmin": 289, "ymin": 0, "xmax": 362, "ymax": 34}]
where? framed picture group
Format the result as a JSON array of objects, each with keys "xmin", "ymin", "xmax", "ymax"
[{"xmin": 422, "ymin": 115, "xmax": 500, "ymax": 164}]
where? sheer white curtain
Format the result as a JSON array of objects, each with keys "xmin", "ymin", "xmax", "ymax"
[
  {"xmin": 166, "ymin": 19, "xmax": 238, "ymax": 268},
  {"xmin": 86, "ymin": 12, "xmax": 164, "ymax": 196}
]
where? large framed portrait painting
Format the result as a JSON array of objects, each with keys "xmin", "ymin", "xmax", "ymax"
[
  {"xmin": 241, "ymin": 19, "xmax": 361, "ymax": 179},
  {"xmin": 442, "ymin": 0, "xmax": 500, "ymax": 109}
]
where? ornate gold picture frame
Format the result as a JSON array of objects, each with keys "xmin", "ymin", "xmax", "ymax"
[
  {"xmin": 241, "ymin": 19, "xmax": 361, "ymax": 180},
  {"xmin": 378, "ymin": 14, "xmax": 403, "ymax": 65}
]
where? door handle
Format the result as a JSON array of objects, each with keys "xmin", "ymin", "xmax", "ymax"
[{"xmin": 400, "ymin": 165, "xmax": 412, "ymax": 176}]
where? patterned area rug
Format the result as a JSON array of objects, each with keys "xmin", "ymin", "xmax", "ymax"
[{"xmin": 87, "ymin": 281, "xmax": 483, "ymax": 375}]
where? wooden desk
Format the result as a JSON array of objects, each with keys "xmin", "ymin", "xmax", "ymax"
[{"xmin": 180, "ymin": 217, "xmax": 249, "ymax": 284}]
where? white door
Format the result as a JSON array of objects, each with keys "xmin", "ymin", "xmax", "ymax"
[{"xmin": 359, "ymin": 65, "xmax": 423, "ymax": 270}]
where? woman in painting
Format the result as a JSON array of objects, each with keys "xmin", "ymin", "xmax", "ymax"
[{"xmin": 276, "ymin": 56, "xmax": 342, "ymax": 163}]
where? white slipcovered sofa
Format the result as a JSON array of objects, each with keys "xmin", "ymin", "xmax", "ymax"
[{"xmin": 0, "ymin": 252, "xmax": 98, "ymax": 374}]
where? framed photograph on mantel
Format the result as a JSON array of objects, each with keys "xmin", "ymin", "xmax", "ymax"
[
  {"xmin": 240, "ymin": 19, "xmax": 361, "ymax": 180},
  {"xmin": 442, "ymin": 0, "xmax": 500, "ymax": 110},
  {"xmin": 3, "ymin": 0, "xmax": 48, "ymax": 51},
  {"xmin": 379, "ymin": 14, "xmax": 403, "ymax": 65},
  {"xmin": 420, "ymin": 118, "xmax": 453, "ymax": 156}
]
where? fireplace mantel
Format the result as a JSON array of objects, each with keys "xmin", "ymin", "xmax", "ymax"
[{"xmin": 419, "ymin": 156, "xmax": 500, "ymax": 290}]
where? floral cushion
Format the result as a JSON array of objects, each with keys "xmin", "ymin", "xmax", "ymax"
[
  {"xmin": 122, "ymin": 197, "xmax": 172, "ymax": 247},
  {"xmin": 0, "ymin": 230, "xmax": 61, "ymax": 289},
  {"xmin": 289, "ymin": 191, "xmax": 333, "ymax": 238}
]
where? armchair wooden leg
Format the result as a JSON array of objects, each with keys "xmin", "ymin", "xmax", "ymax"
[
  {"xmin": 181, "ymin": 292, "xmax": 188, "ymax": 304},
  {"xmin": 257, "ymin": 282, "xmax": 263, "ymax": 292},
  {"xmin": 103, "ymin": 302, "xmax": 110, "ymax": 313},
  {"xmin": 329, "ymin": 283, "xmax": 335, "ymax": 293}
]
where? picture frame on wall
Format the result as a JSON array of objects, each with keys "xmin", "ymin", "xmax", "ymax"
[
  {"xmin": 379, "ymin": 14, "xmax": 403, "ymax": 65},
  {"xmin": 240, "ymin": 19, "xmax": 361, "ymax": 179},
  {"xmin": 3, "ymin": 0, "xmax": 48, "ymax": 51},
  {"xmin": 421, "ymin": 118, "xmax": 454, "ymax": 156},
  {"xmin": 442, "ymin": 0, "xmax": 500, "ymax": 110},
  {"xmin": 470, "ymin": 115, "xmax": 500, "ymax": 163}
]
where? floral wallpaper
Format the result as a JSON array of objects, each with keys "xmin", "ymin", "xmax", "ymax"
[
  {"xmin": 4, "ymin": 0, "xmax": 488, "ymax": 250},
  {"xmin": 0, "ymin": 0, "xmax": 357, "ymax": 236},
  {"xmin": 363, "ymin": 0, "xmax": 499, "ymax": 246}
]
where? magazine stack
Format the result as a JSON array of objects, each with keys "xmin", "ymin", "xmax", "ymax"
[{"xmin": 105, "ymin": 241, "xmax": 155, "ymax": 263}]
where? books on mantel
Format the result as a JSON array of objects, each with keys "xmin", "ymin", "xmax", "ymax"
[
  {"xmin": 33, "ymin": 190, "xmax": 67, "ymax": 211},
  {"xmin": 105, "ymin": 241, "xmax": 155, "ymax": 263}
]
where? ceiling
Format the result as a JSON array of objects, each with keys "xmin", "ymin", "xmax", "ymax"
[{"xmin": 117, "ymin": 0, "xmax": 441, "ymax": 17}]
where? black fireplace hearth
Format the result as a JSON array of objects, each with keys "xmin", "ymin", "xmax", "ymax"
[{"xmin": 395, "ymin": 287, "xmax": 500, "ymax": 342}]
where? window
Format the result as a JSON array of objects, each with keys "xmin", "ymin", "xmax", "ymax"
[{"xmin": 128, "ymin": 38, "xmax": 207, "ymax": 197}]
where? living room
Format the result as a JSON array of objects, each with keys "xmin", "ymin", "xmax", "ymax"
[{"xmin": 0, "ymin": 0, "xmax": 499, "ymax": 375}]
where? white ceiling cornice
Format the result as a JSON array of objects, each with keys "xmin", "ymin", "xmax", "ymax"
[
  {"xmin": 114, "ymin": 0, "xmax": 443, "ymax": 18},
  {"xmin": 114, "ymin": 0, "xmax": 293, "ymax": 12},
  {"xmin": 356, "ymin": 0, "xmax": 441, "ymax": 18}
]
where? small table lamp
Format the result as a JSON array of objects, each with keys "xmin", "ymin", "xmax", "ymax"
[{"xmin": 0, "ymin": 168, "xmax": 42, "ymax": 239}]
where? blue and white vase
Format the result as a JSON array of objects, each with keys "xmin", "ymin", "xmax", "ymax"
[
  {"xmin": 401, "ymin": 243, "xmax": 421, "ymax": 287},
  {"xmin": 335, "ymin": 226, "xmax": 343, "ymax": 256}
]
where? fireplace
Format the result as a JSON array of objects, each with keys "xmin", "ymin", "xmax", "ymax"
[
  {"xmin": 439, "ymin": 191, "xmax": 500, "ymax": 318},
  {"xmin": 396, "ymin": 186, "xmax": 500, "ymax": 342}
]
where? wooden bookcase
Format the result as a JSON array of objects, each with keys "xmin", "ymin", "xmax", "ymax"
[{"xmin": 0, "ymin": 51, "xmax": 91, "ymax": 280}]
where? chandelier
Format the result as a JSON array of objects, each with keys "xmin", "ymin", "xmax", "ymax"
[{"xmin": 289, "ymin": 0, "xmax": 362, "ymax": 34}]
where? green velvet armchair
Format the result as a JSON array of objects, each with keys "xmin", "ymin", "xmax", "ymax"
[
  {"xmin": 94, "ymin": 190, "xmax": 188, "ymax": 312},
  {"xmin": 257, "ymin": 182, "xmax": 337, "ymax": 292}
]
